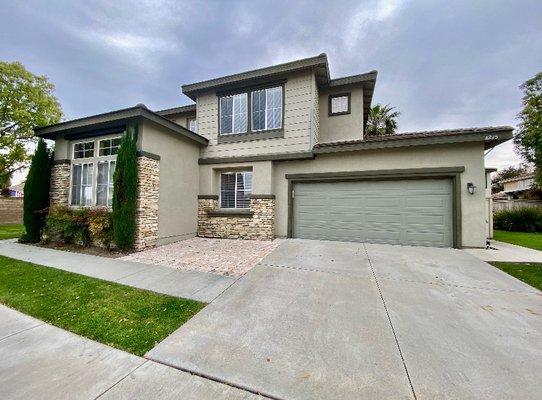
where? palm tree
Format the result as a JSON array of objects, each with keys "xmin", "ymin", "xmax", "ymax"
[{"xmin": 365, "ymin": 104, "xmax": 401, "ymax": 136}]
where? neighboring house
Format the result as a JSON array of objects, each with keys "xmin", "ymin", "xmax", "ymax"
[
  {"xmin": 34, "ymin": 54, "xmax": 513, "ymax": 250},
  {"xmin": 499, "ymin": 173, "xmax": 535, "ymax": 199},
  {"xmin": 7, "ymin": 182, "xmax": 24, "ymax": 197}
]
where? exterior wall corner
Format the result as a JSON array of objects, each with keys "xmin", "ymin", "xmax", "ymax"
[{"xmin": 134, "ymin": 155, "xmax": 160, "ymax": 251}]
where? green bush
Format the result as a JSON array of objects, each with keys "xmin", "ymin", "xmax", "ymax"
[
  {"xmin": 21, "ymin": 139, "xmax": 51, "ymax": 242},
  {"xmin": 494, "ymin": 207, "xmax": 542, "ymax": 233},
  {"xmin": 112, "ymin": 125, "xmax": 138, "ymax": 250},
  {"xmin": 45, "ymin": 206, "xmax": 113, "ymax": 248}
]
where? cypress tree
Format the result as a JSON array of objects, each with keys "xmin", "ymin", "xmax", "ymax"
[
  {"xmin": 22, "ymin": 139, "xmax": 51, "ymax": 242},
  {"xmin": 112, "ymin": 124, "xmax": 138, "ymax": 250}
]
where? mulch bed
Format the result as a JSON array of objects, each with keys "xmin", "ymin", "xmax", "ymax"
[{"xmin": 34, "ymin": 241, "xmax": 132, "ymax": 258}]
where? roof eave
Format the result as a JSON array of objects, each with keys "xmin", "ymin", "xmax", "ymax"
[
  {"xmin": 182, "ymin": 54, "xmax": 330, "ymax": 99},
  {"xmin": 314, "ymin": 128, "xmax": 513, "ymax": 154},
  {"xmin": 34, "ymin": 106, "xmax": 208, "ymax": 145}
]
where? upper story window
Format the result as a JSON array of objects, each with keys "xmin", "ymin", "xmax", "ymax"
[
  {"xmin": 220, "ymin": 93, "xmax": 247, "ymax": 134},
  {"xmin": 329, "ymin": 93, "xmax": 351, "ymax": 116},
  {"xmin": 99, "ymin": 138, "xmax": 122, "ymax": 156},
  {"xmin": 70, "ymin": 135, "xmax": 121, "ymax": 208},
  {"xmin": 219, "ymin": 85, "xmax": 283, "ymax": 135},
  {"xmin": 251, "ymin": 86, "xmax": 282, "ymax": 131},
  {"xmin": 187, "ymin": 117, "xmax": 198, "ymax": 133},
  {"xmin": 73, "ymin": 141, "xmax": 95, "ymax": 158}
]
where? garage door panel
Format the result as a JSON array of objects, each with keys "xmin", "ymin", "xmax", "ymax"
[{"xmin": 292, "ymin": 179, "xmax": 453, "ymax": 247}]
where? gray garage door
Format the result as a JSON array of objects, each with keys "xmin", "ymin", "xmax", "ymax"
[{"xmin": 292, "ymin": 179, "xmax": 453, "ymax": 247}]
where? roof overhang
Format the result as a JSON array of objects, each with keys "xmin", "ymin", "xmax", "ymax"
[
  {"xmin": 34, "ymin": 105, "xmax": 208, "ymax": 145},
  {"xmin": 182, "ymin": 54, "xmax": 330, "ymax": 100},
  {"xmin": 155, "ymin": 104, "xmax": 196, "ymax": 116},
  {"xmin": 323, "ymin": 70, "xmax": 378, "ymax": 129},
  {"xmin": 314, "ymin": 126, "xmax": 514, "ymax": 154}
]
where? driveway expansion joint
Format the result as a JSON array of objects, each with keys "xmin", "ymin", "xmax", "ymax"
[
  {"xmin": 94, "ymin": 359, "xmax": 149, "ymax": 399},
  {"xmin": 376, "ymin": 275, "xmax": 539, "ymax": 295},
  {"xmin": 144, "ymin": 356, "xmax": 287, "ymax": 400},
  {"xmin": 363, "ymin": 244, "xmax": 418, "ymax": 400},
  {"xmin": 0, "ymin": 320, "xmax": 45, "ymax": 342},
  {"xmin": 260, "ymin": 262, "xmax": 372, "ymax": 278}
]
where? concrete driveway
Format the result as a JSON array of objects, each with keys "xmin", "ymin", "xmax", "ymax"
[{"xmin": 148, "ymin": 239, "xmax": 542, "ymax": 400}]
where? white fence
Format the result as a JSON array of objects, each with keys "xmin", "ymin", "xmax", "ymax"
[{"xmin": 493, "ymin": 199, "xmax": 542, "ymax": 212}]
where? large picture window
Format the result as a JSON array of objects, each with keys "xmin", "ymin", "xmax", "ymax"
[
  {"xmin": 219, "ymin": 85, "xmax": 283, "ymax": 136},
  {"xmin": 220, "ymin": 171, "xmax": 252, "ymax": 209},
  {"xmin": 70, "ymin": 135, "xmax": 121, "ymax": 207}
]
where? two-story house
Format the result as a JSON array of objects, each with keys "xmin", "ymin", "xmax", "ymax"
[{"xmin": 35, "ymin": 54, "xmax": 513, "ymax": 250}]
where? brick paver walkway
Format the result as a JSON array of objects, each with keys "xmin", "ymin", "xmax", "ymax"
[{"xmin": 121, "ymin": 237, "xmax": 282, "ymax": 276}]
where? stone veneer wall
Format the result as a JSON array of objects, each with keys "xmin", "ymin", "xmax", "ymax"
[
  {"xmin": 198, "ymin": 195, "xmax": 275, "ymax": 240},
  {"xmin": 50, "ymin": 162, "xmax": 71, "ymax": 206},
  {"xmin": 134, "ymin": 155, "xmax": 160, "ymax": 251}
]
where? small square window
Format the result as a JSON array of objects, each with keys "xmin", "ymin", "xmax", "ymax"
[
  {"xmin": 329, "ymin": 93, "xmax": 351, "ymax": 116},
  {"xmin": 73, "ymin": 141, "xmax": 94, "ymax": 159},
  {"xmin": 99, "ymin": 137, "xmax": 122, "ymax": 156}
]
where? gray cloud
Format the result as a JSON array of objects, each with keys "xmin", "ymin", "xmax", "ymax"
[{"xmin": 2, "ymin": 0, "xmax": 541, "ymax": 176}]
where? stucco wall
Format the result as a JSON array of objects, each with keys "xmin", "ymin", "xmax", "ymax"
[
  {"xmin": 273, "ymin": 142, "xmax": 487, "ymax": 248},
  {"xmin": 318, "ymin": 85, "xmax": 364, "ymax": 143},
  {"xmin": 53, "ymin": 134, "xmax": 69, "ymax": 160},
  {"xmin": 140, "ymin": 120, "xmax": 201, "ymax": 245},
  {"xmin": 199, "ymin": 160, "xmax": 273, "ymax": 196},
  {"xmin": 197, "ymin": 70, "xmax": 316, "ymax": 158}
]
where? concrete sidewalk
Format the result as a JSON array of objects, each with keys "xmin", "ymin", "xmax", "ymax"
[
  {"xmin": 465, "ymin": 240, "xmax": 542, "ymax": 263},
  {"xmin": 0, "ymin": 240, "xmax": 236, "ymax": 302},
  {"xmin": 0, "ymin": 305, "xmax": 262, "ymax": 399}
]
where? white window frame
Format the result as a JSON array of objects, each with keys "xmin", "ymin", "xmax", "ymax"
[
  {"xmin": 251, "ymin": 86, "xmax": 283, "ymax": 132},
  {"xmin": 70, "ymin": 162, "xmax": 94, "ymax": 207},
  {"xmin": 73, "ymin": 140, "xmax": 95, "ymax": 159},
  {"xmin": 187, "ymin": 117, "xmax": 197, "ymax": 133},
  {"xmin": 98, "ymin": 137, "xmax": 122, "ymax": 156},
  {"xmin": 96, "ymin": 160, "xmax": 116, "ymax": 207},
  {"xmin": 219, "ymin": 93, "xmax": 248, "ymax": 135},
  {"xmin": 219, "ymin": 171, "xmax": 252, "ymax": 209},
  {"xmin": 69, "ymin": 134, "xmax": 122, "ymax": 208}
]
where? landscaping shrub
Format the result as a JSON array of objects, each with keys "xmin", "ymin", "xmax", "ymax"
[
  {"xmin": 112, "ymin": 125, "xmax": 138, "ymax": 250},
  {"xmin": 21, "ymin": 139, "xmax": 51, "ymax": 242},
  {"xmin": 87, "ymin": 208, "xmax": 113, "ymax": 247},
  {"xmin": 45, "ymin": 206, "xmax": 113, "ymax": 248},
  {"xmin": 493, "ymin": 207, "xmax": 542, "ymax": 233}
]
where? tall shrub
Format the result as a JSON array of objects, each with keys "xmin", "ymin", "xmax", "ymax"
[
  {"xmin": 112, "ymin": 125, "xmax": 138, "ymax": 250},
  {"xmin": 22, "ymin": 139, "xmax": 51, "ymax": 242}
]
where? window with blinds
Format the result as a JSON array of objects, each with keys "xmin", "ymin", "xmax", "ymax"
[{"xmin": 220, "ymin": 171, "xmax": 252, "ymax": 209}]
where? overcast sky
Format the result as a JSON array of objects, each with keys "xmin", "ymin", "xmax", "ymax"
[{"xmin": 2, "ymin": 0, "xmax": 541, "ymax": 182}]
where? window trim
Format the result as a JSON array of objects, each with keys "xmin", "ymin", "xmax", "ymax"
[
  {"xmin": 219, "ymin": 171, "xmax": 253, "ymax": 209},
  {"xmin": 98, "ymin": 137, "xmax": 122, "ymax": 157},
  {"xmin": 68, "ymin": 134, "xmax": 122, "ymax": 208},
  {"xmin": 328, "ymin": 92, "xmax": 351, "ymax": 116},
  {"xmin": 73, "ymin": 140, "xmax": 95, "ymax": 159},
  {"xmin": 218, "ymin": 82, "xmax": 285, "ymax": 139},
  {"xmin": 187, "ymin": 116, "xmax": 197, "ymax": 133}
]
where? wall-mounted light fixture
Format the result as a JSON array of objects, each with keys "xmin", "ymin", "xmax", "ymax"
[{"xmin": 467, "ymin": 182, "xmax": 477, "ymax": 195}]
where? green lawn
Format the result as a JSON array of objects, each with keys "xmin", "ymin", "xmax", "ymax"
[
  {"xmin": 490, "ymin": 262, "xmax": 542, "ymax": 291},
  {"xmin": 493, "ymin": 230, "xmax": 542, "ymax": 251},
  {"xmin": 0, "ymin": 223, "xmax": 24, "ymax": 240},
  {"xmin": 0, "ymin": 255, "xmax": 206, "ymax": 355}
]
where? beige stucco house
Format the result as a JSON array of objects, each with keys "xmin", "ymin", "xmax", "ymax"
[
  {"xmin": 499, "ymin": 173, "xmax": 535, "ymax": 199},
  {"xmin": 35, "ymin": 54, "xmax": 513, "ymax": 250}
]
